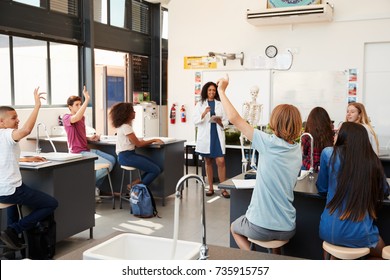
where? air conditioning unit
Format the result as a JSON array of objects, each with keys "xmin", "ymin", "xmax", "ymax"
[{"xmin": 246, "ymin": 3, "xmax": 334, "ymax": 26}]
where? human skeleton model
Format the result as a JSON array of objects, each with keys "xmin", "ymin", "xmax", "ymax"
[{"xmin": 240, "ymin": 85, "xmax": 263, "ymax": 172}]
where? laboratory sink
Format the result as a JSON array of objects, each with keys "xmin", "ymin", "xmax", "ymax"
[{"xmin": 82, "ymin": 233, "xmax": 201, "ymax": 260}]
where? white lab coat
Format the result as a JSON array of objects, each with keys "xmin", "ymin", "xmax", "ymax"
[{"xmin": 193, "ymin": 100, "xmax": 229, "ymax": 155}]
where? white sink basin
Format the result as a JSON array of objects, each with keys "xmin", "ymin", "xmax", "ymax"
[
  {"xmin": 83, "ymin": 233, "xmax": 201, "ymax": 260},
  {"xmin": 39, "ymin": 152, "xmax": 82, "ymax": 161}
]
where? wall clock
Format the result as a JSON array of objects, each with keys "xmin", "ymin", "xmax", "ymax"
[{"xmin": 265, "ymin": 45, "xmax": 278, "ymax": 58}]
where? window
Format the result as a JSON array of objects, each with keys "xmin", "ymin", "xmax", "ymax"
[
  {"xmin": 0, "ymin": 35, "xmax": 12, "ymax": 105},
  {"xmin": 50, "ymin": 43, "xmax": 79, "ymax": 105},
  {"xmin": 110, "ymin": 0, "xmax": 127, "ymax": 28},
  {"xmin": 132, "ymin": 0, "xmax": 149, "ymax": 34},
  {"xmin": 50, "ymin": 0, "xmax": 78, "ymax": 16},
  {"xmin": 13, "ymin": 0, "xmax": 45, "ymax": 8},
  {"xmin": 13, "ymin": 37, "xmax": 47, "ymax": 106},
  {"xmin": 94, "ymin": 0, "xmax": 108, "ymax": 24},
  {"xmin": 162, "ymin": 9, "xmax": 168, "ymax": 39}
]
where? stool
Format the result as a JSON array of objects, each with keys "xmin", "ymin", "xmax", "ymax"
[
  {"xmin": 248, "ymin": 238, "xmax": 289, "ymax": 254},
  {"xmin": 322, "ymin": 241, "xmax": 370, "ymax": 260},
  {"xmin": 382, "ymin": 246, "xmax": 390, "ymax": 259},
  {"xmin": 95, "ymin": 163, "xmax": 115, "ymax": 209},
  {"xmin": 0, "ymin": 203, "xmax": 28, "ymax": 259},
  {"xmin": 119, "ymin": 165, "xmax": 141, "ymax": 209}
]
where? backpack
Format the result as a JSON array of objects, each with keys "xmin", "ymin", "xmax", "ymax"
[
  {"xmin": 130, "ymin": 184, "xmax": 158, "ymax": 218},
  {"xmin": 25, "ymin": 214, "xmax": 56, "ymax": 260}
]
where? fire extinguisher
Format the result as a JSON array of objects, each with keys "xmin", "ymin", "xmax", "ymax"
[
  {"xmin": 170, "ymin": 104, "xmax": 176, "ymax": 124},
  {"xmin": 180, "ymin": 105, "xmax": 186, "ymax": 123}
]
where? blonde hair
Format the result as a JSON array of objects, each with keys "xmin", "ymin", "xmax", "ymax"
[
  {"xmin": 347, "ymin": 102, "xmax": 379, "ymax": 153},
  {"xmin": 269, "ymin": 104, "xmax": 302, "ymax": 143}
]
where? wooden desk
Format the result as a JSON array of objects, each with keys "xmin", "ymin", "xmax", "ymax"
[
  {"xmin": 18, "ymin": 156, "xmax": 96, "ymax": 242},
  {"xmin": 219, "ymin": 173, "xmax": 390, "ymax": 260}
]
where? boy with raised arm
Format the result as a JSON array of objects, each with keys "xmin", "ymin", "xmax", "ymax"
[
  {"xmin": 0, "ymin": 87, "xmax": 58, "ymax": 250},
  {"xmin": 217, "ymin": 76, "xmax": 302, "ymax": 252},
  {"xmin": 63, "ymin": 86, "xmax": 116, "ymax": 201}
]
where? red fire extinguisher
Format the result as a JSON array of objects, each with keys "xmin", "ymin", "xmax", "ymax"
[
  {"xmin": 180, "ymin": 105, "xmax": 186, "ymax": 123},
  {"xmin": 170, "ymin": 104, "xmax": 176, "ymax": 124}
]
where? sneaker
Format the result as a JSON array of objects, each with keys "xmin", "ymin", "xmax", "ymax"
[
  {"xmin": 95, "ymin": 187, "xmax": 100, "ymax": 196},
  {"xmin": 0, "ymin": 227, "xmax": 23, "ymax": 250}
]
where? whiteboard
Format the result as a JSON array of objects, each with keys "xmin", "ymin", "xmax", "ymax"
[
  {"xmin": 202, "ymin": 70, "xmax": 271, "ymax": 125},
  {"xmin": 364, "ymin": 42, "xmax": 390, "ymax": 147},
  {"xmin": 272, "ymin": 71, "xmax": 348, "ymax": 124}
]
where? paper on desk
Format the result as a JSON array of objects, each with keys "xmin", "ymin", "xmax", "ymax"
[
  {"xmin": 232, "ymin": 179, "xmax": 256, "ymax": 189},
  {"xmin": 19, "ymin": 161, "xmax": 51, "ymax": 167}
]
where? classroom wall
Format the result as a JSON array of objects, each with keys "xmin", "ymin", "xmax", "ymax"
[{"xmin": 167, "ymin": 0, "xmax": 390, "ymax": 145}]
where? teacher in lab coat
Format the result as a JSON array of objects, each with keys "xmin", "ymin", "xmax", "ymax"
[{"xmin": 193, "ymin": 81, "xmax": 230, "ymax": 198}]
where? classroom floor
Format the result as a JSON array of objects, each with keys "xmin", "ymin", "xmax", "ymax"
[{"xmin": 54, "ymin": 166, "xmax": 231, "ymax": 259}]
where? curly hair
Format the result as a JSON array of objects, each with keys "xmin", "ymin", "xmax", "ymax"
[
  {"xmin": 269, "ymin": 104, "xmax": 302, "ymax": 143},
  {"xmin": 305, "ymin": 107, "xmax": 334, "ymax": 150},
  {"xmin": 200, "ymin": 82, "xmax": 220, "ymax": 103},
  {"xmin": 109, "ymin": 102, "xmax": 134, "ymax": 128}
]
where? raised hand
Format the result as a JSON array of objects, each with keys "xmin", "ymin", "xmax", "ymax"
[
  {"xmin": 217, "ymin": 74, "xmax": 229, "ymax": 93},
  {"xmin": 83, "ymin": 85, "xmax": 90, "ymax": 101},
  {"xmin": 33, "ymin": 87, "xmax": 46, "ymax": 107}
]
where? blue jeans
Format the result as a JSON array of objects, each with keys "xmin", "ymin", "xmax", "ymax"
[
  {"xmin": 81, "ymin": 149, "xmax": 116, "ymax": 188},
  {"xmin": 118, "ymin": 150, "xmax": 161, "ymax": 187},
  {"xmin": 0, "ymin": 183, "xmax": 58, "ymax": 234}
]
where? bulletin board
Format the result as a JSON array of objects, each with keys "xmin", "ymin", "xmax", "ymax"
[
  {"xmin": 202, "ymin": 70, "xmax": 272, "ymax": 125},
  {"xmin": 272, "ymin": 71, "xmax": 348, "ymax": 123}
]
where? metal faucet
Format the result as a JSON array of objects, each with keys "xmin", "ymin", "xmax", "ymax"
[
  {"xmin": 175, "ymin": 174, "xmax": 208, "ymax": 260},
  {"xmin": 300, "ymin": 132, "xmax": 314, "ymax": 180},
  {"xmin": 36, "ymin": 122, "xmax": 47, "ymax": 154},
  {"xmin": 36, "ymin": 122, "xmax": 57, "ymax": 154}
]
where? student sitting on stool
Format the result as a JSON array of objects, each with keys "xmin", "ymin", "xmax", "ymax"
[{"xmin": 0, "ymin": 87, "xmax": 58, "ymax": 250}]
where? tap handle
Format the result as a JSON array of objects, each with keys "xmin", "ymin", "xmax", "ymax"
[{"xmin": 199, "ymin": 245, "xmax": 209, "ymax": 260}]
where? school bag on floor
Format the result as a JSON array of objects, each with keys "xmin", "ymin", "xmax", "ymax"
[
  {"xmin": 130, "ymin": 184, "xmax": 159, "ymax": 218},
  {"xmin": 26, "ymin": 214, "xmax": 56, "ymax": 259}
]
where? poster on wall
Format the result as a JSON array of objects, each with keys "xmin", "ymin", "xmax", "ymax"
[
  {"xmin": 194, "ymin": 72, "xmax": 202, "ymax": 105},
  {"xmin": 184, "ymin": 56, "xmax": 217, "ymax": 69},
  {"xmin": 267, "ymin": 0, "xmax": 321, "ymax": 8},
  {"xmin": 347, "ymin": 68, "xmax": 357, "ymax": 103}
]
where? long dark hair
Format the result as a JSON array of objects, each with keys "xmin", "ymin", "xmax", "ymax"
[
  {"xmin": 327, "ymin": 122, "xmax": 385, "ymax": 221},
  {"xmin": 304, "ymin": 107, "xmax": 333, "ymax": 150},
  {"xmin": 200, "ymin": 82, "xmax": 220, "ymax": 103}
]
